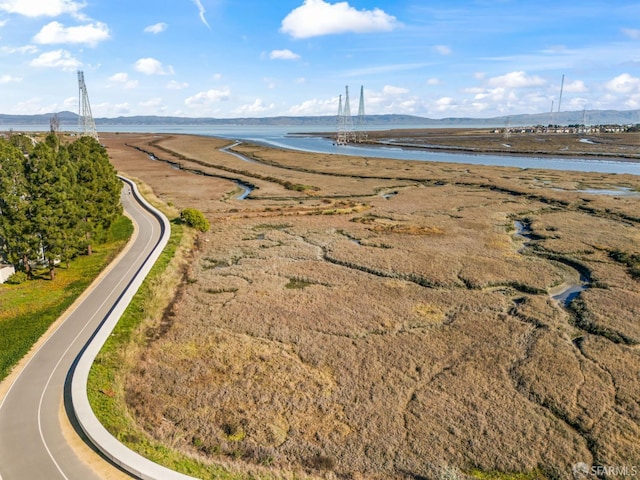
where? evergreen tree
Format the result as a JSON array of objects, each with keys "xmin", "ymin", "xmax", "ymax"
[
  {"xmin": 25, "ymin": 135, "xmax": 75, "ymax": 279},
  {"xmin": 0, "ymin": 139, "xmax": 38, "ymax": 275},
  {"xmin": 69, "ymin": 136, "xmax": 122, "ymax": 255},
  {"xmin": 8, "ymin": 133, "xmax": 35, "ymax": 156},
  {"xmin": 0, "ymin": 134, "xmax": 123, "ymax": 280}
]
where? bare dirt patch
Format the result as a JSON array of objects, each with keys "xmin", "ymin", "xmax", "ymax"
[{"xmin": 102, "ymin": 132, "xmax": 640, "ymax": 479}]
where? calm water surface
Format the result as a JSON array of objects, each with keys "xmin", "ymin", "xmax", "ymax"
[{"xmin": 5, "ymin": 124, "xmax": 640, "ymax": 175}]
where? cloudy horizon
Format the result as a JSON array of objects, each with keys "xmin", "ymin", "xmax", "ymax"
[{"xmin": 1, "ymin": 0, "xmax": 640, "ymax": 119}]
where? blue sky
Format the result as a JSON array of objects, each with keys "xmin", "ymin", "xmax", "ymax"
[{"xmin": 2, "ymin": 0, "xmax": 640, "ymax": 119}]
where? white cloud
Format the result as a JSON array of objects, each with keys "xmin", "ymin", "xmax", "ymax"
[
  {"xmin": 435, "ymin": 97, "xmax": 456, "ymax": 111},
  {"xmin": 212, "ymin": 73, "xmax": 222, "ymax": 80},
  {"xmin": 109, "ymin": 72, "xmax": 128, "ymax": 82},
  {"xmin": 144, "ymin": 22, "xmax": 167, "ymax": 34},
  {"xmin": 11, "ymin": 97, "xmax": 57, "ymax": 114},
  {"xmin": 33, "ymin": 21, "xmax": 110, "ymax": 47},
  {"xmin": 167, "ymin": 80, "xmax": 189, "ymax": 90},
  {"xmin": 0, "ymin": 74, "xmax": 21, "ymax": 83},
  {"xmin": 358, "ymin": 86, "xmax": 426, "ymax": 116},
  {"xmin": 470, "ymin": 102, "xmax": 489, "ymax": 112},
  {"xmin": 426, "ymin": 78, "xmax": 441, "ymax": 86},
  {"xmin": 382, "ymin": 85, "xmax": 409, "ymax": 95},
  {"xmin": 63, "ymin": 96, "xmax": 76, "ymax": 109},
  {"xmin": 469, "ymin": 87, "xmax": 506, "ymax": 102},
  {"xmin": 92, "ymin": 101, "xmax": 131, "ymax": 117},
  {"xmin": 563, "ymin": 79, "xmax": 587, "ymax": 93},
  {"xmin": 621, "ymin": 28, "xmax": 640, "ymax": 40},
  {"xmin": 487, "ymin": 71, "xmax": 546, "ymax": 88},
  {"xmin": 29, "ymin": 49, "xmax": 80, "ymax": 70},
  {"xmin": 111, "ymin": 103, "xmax": 132, "ymax": 115},
  {"xmin": 135, "ymin": 57, "xmax": 174, "ymax": 75},
  {"xmin": 109, "ymin": 72, "xmax": 138, "ymax": 89},
  {"xmin": 565, "ymin": 96, "xmax": 589, "ymax": 110},
  {"xmin": 1, "ymin": 44, "xmax": 37, "ymax": 54},
  {"xmin": 139, "ymin": 97, "xmax": 165, "ymax": 110},
  {"xmin": 192, "ymin": 0, "xmax": 210, "ymax": 29},
  {"xmin": 185, "ymin": 88, "xmax": 231, "ymax": 106},
  {"xmin": 605, "ymin": 73, "xmax": 640, "ymax": 94},
  {"xmin": 0, "ymin": 0, "xmax": 85, "ymax": 17},
  {"xmin": 233, "ymin": 99, "xmax": 274, "ymax": 116},
  {"xmin": 281, "ymin": 0, "xmax": 400, "ymax": 39},
  {"xmin": 433, "ymin": 45, "xmax": 451, "ymax": 56},
  {"xmin": 269, "ymin": 49, "xmax": 300, "ymax": 60},
  {"xmin": 288, "ymin": 97, "xmax": 337, "ymax": 116}
]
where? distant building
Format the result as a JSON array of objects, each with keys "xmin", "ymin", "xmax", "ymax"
[{"xmin": 0, "ymin": 264, "xmax": 16, "ymax": 284}]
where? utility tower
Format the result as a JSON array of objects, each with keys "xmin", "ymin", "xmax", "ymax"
[
  {"xmin": 77, "ymin": 70, "xmax": 99, "ymax": 141},
  {"xmin": 336, "ymin": 85, "xmax": 355, "ymax": 145},
  {"xmin": 355, "ymin": 85, "xmax": 367, "ymax": 143},
  {"xmin": 335, "ymin": 94, "xmax": 343, "ymax": 144},
  {"xmin": 557, "ymin": 74, "xmax": 565, "ymax": 113},
  {"xmin": 50, "ymin": 113, "xmax": 60, "ymax": 134}
]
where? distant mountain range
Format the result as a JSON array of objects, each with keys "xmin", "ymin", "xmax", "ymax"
[{"xmin": 2, "ymin": 109, "xmax": 640, "ymax": 128}]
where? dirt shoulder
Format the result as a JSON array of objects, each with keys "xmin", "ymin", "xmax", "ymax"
[{"xmin": 101, "ymin": 132, "xmax": 640, "ymax": 479}]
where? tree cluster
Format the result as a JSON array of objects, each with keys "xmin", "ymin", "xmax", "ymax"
[{"xmin": 0, "ymin": 134, "xmax": 122, "ymax": 280}]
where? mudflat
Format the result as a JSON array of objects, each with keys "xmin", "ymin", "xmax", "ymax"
[
  {"xmin": 362, "ymin": 127, "xmax": 640, "ymax": 160},
  {"xmin": 102, "ymin": 132, "xmax": 640, "ymax": 479}
]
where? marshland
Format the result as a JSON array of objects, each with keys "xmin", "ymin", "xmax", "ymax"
[{"xmin": 100, "ymin": 130, "xmax": 640, "ymax": 479}]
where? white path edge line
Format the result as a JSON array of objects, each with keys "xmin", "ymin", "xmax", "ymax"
[
  {"xmin": 38, "ymin": 191, "xmax": 156, "ymax": 480},
  {"xmin": 70, "ymin": 176, "xmax": 197, "ymax": 480}
]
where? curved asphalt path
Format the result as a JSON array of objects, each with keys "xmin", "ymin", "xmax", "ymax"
[{"xmin": 0, "ymin": 178, "xmax": 164, "ymax": 480}]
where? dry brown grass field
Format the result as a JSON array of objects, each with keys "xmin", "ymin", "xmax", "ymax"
[{"xmin": 102, "ymin": 131, "xmax": 640, "ymax": 479}]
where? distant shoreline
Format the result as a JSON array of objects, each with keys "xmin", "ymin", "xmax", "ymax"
[
  {"xmin": 298, "ymin": 128, "xmax": 640, "ymax": 163},
  {"xmin": 6, "ymin": 125, "xmax": 640, "ymax": 166}
]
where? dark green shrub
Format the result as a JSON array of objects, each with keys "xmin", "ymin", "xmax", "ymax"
[{"xmin": 180, "ymin": 208, "xmax": 210, "ymax": 232}]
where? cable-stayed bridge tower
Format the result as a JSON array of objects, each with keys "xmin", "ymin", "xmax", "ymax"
[
  {"xmin": 77, "ymin": 71, "xmax": 99, "ymax": 141},
  {"xmin": 336, "ymin": 85, "xmax": 355, "ymax": 145}
]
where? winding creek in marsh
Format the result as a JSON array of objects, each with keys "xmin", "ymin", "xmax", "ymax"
[
  {"xmin": 137, "ymin": 143, "xmax": 256, "ymax": 200},
  {"xmin": 137, "ymin": 136, "xmax": 605, "ymax": 306},
  {"xmin": 514, "ymin": 220, "xmax": 591, "ymax": 307},
  {"xmin": 106, "ymin": 132, "xmax": 640, "ymax": 474}
]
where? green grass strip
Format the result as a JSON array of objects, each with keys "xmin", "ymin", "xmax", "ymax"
[{"xmin": 0, "ymin": 215, "xmax": 133, "ymax": 381}]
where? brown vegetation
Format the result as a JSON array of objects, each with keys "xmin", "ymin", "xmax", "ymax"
[
  {"xmin": 102, "ymin": 131, "xmax": 640, "ymax": 479},
  {"xmin": 363, "ymin": 128, "xmax": 640, "ymax": 160}
]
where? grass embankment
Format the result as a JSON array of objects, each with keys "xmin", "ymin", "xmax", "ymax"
[
  {"xmin": 87, "ymin": 214, "xmax": 259, "ymax": 479},
  {"xmin": 0, "ymin": 216, "xmax": 133, "ymax": 382}
]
